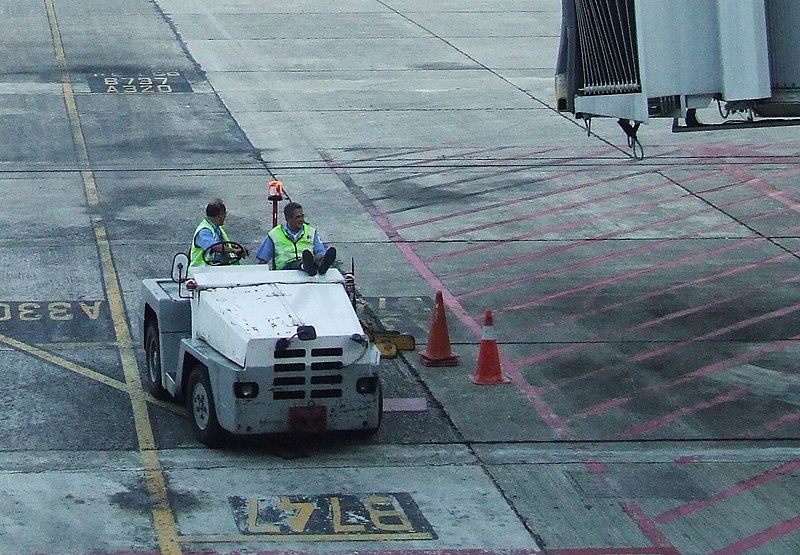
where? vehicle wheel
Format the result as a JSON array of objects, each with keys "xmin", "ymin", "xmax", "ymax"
[
  {"xmin": 352, "ymin": 379, "xmax": 383, "ymax": 438},
  {"xmin": 374, "ymin": 379, "xmax": 384, "ymax": 430},
  {"xmin": 144, "ymin": 320, "xmax": 168, "ymax": 399},
  {"xmin": 187, "ymin": 365, "xmax": 223, "ymax": 447}
]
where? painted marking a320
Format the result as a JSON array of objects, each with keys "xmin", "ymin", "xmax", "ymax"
[{"xmin": 0, "ymin": 301, "xmax": 103, "ymax": 321}]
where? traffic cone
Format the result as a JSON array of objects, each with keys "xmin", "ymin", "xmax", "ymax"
[
  {"xmin": 420, "ymin": 291, "xmax": 459, "ymax": 367},
  {"xmin": 471, "ymin": 309, "xmax": 511, "ymax": 384}
]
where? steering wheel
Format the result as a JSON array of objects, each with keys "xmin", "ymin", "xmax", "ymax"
[{"xmin": 202, "ymin": 241, "xmax": 247, "ymax": 266}]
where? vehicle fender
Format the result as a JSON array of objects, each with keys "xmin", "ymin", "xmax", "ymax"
[{"xmin": 178, "ymin": 338, "xmax": 243, "ymax": 433}]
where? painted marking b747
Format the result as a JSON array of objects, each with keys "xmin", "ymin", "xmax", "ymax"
[{"xmin": 229, "ymin": 492, "xmax": 436, "ymax": 540}]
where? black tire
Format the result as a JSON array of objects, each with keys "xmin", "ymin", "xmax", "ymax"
[
  {"xmin": 144, "ymin": 320, "xmax": 169, "ymax": 400},
  {"xmin": 187, "ymin": 365, "xmax": 223, "ymax": 447},
  {"xmin": 374, "ymin": 379, "xmax": 384, "ymax": 431},
  {"xmin": 351, "ymin": 379, "xmax": 383, "ymax": 438}
]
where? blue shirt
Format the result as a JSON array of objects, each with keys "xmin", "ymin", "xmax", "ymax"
[
  {"xmin": 256, "ymin": 224, "xmax": 326, "ymax": 264},
  {"xmin": 194, "ymin": 220, "xmax": 225, "ymax": 251}
]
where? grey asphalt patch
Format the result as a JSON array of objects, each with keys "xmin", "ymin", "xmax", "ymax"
[{"xmin": 0, "ymin": 467, "xmax": 157, "ymax": 554}]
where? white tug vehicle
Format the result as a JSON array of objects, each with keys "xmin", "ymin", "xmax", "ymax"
[{"xmin": 140, "ymin": 250, "xmax": 382, "ymax": 446}]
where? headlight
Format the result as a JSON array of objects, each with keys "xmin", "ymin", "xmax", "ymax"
[
  {"xmin": 234, "ymin": 382, "xmax": 259, "ymax": 399},
  {"xmin": 356, "ymin": 377, "xmax": 378, "ymax": 394}
]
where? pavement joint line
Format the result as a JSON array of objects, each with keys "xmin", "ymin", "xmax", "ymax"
[{"xmin": 45, "ymin": 1, "xmax": 182, "ymax": 554}]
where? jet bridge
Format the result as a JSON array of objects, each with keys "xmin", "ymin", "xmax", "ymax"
[{"xmin": 555, "ymin": 0, "xmax": 800, "ymax": 144}]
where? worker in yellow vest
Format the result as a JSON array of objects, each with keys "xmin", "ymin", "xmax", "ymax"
[
  {"xmin": 256, "ymin": 201, "xmax": 336, "ymax": 276},
  {"xmin": 189, "ymin": 198, "xmax": 249, "ymax": 271}
]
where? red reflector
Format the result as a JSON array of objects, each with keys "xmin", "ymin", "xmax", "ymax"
[{"xmin": 186, "ymin": 279, "xmax": 197, "ymax": 290}]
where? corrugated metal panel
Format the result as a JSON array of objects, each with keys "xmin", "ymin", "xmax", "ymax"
[
  {"xmin": 574, "ymin": 0, "xmax": 641, "ymax": 95},
  {"xmin": 766, "ymin": 0, "xmax": 800, "ymax": 89}
]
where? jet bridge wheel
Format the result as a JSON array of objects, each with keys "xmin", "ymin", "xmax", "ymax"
[
  {"xmin": 144, "ymin": 320, "xmax": 168, "ymax": 400},
  {"xmin": 187, "ymin": 363, "xmax": 223, "ymax": 447}
]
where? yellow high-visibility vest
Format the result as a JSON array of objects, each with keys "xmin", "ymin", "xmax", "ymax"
[{"xmin": 268, "ymin": 223, "xmax": 315, "ymax": 269}]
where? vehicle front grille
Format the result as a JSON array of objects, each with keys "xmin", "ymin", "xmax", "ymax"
[{"xmin": 270, "ymin": 346, "xmax": 344, "ymax": 400}]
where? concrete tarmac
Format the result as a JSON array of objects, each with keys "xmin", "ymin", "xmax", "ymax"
[{"xmin": 1, "ymin": 1, "xmax": 800, "ymax": 554}]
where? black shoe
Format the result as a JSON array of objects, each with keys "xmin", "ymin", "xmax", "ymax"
[
  {"xmin": 318, "ymin": 247, "xmax": 337, "ymax": 275},
  {"xmin": 302, "ymin": 250, "xmax": 317, "ymax": 276}
]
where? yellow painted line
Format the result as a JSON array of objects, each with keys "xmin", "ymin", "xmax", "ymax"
[
  {"xmin": 180, "ymin": 532, "xmax": 436, "ymax": 543},
  {"xmin": 45, "ymin": 2, "xmax": 181, "ymax": 554},
  {"xmin": 0, "ymin": 331, "xmax": 129, "ymax": 392},
  {"xmin": 0, "ymin": 332, "xmax": 186, "ymax": 416}
]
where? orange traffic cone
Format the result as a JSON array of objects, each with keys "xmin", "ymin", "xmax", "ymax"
[
  {"xmin": 420, "ymin": 291, "xmax": 459, "ymax": 367},
  {"xmin": 471, "ymin": 309, "xmax": 511, "ymax": 384}
]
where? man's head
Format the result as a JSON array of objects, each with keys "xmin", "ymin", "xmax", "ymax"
[
  {"xmin": 206, "ymin": 198, "xmax": 227, "ymax": 226},
  {"xmin": 283, "ymin": 202, "xmax": 305, "ymax": 232}
]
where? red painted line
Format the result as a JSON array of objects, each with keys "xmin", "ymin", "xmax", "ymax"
[
  {"xmin": 504, "ymin": 236, "xmax": 768, "ymax": 371},
  {"xmin": 571, "ymin": 395, "xmax": 629, "ymax": 420},
  {"xmin": 505, "ymin": 342, "xmax": 586, "ymax": 374},
  {"xmin": 755, "ymin": 411, "xmax": 800, "ymax": 435},
  {"xmin": 585, "ymin": 460, "xmax": 607, "ymax": 474},
  {"xmin": 426, "ymin": 163, "xmax": 747, "ymax": 265},
  {"xmin": 615, "ymin": 387, "xmax": 752, "ymax": 439},
  {"xmin": 336, "ymin": 146, "xmax": 443, "ymax": 166},
  {"xmin": 579, "ymin": 463, "xmax": 683, "ymax": 555},
  {"xmin": 323, "ymin": 152, "xmax": 571, "ymax": 436},
  {"xmin": 511, "ymin": 192, "xmax": 796, "ymax": 340},
  {"xmin": 629, "ymin": 290, "xmax": 760, "ymax": 331},
  {"xmin": 526, "ymin": 250, "xmax": 795, "ymax": 349},
  {"xmin": 546, "ymin": 548, "xmax": 678, "ymax": 555},
  {"xmin": 620, "ymin": 502, "xmax": 681, "ymax": 554},
  {"xmin": 463, "ymin": 161, "xmax": 800, "ymax": 306},
  {"xmin": 406, "ymin": 165, "xmax": 659, "ymax": 235},
  {"xmin": 673, "ymin": 454, "xmax": 702, "ymax": 464},
  {"xmin": 654, "ymin": 459, "xmax": 800, "ymax": 524},
  {"xmin": 496, "ymin": 239, "xmax": 784, "ymax": 378},
  {"xmin": 487, "ymin": 227, "xmax": 760, "ymax": 309},
  {"xmin": 544, "ymin": 257, "xmax": 797, "ymax": 401},
  {"xmin": 722, "ymin": 165, "xmax": 800, "ymax": 214},
  {"xmin": 709, "ymin": 513, "xmax": 800, "ymax": 555},
  {"xmin": 443, "ymin": 179, "xmax": 672, "ymax": 248},
  {"xmin": 634, "ymin": 302, "xmax": 800, "ymax": 363},
  {"xmin": 573, "ymin": 338, "xmax": 800, "ymax": 420},
  {"xmin": 446, "ymin": 196, "xmax": 713, "ymax": 281},
  {"xmin": 192, "ymin": 549, "xmax": 543, "ymax": 555}
]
